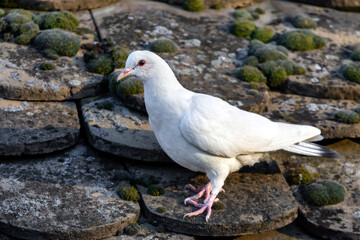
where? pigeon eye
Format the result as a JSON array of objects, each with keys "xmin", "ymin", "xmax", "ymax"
[{"xmin": 138, "ymin": 60, "xmax": 146, "ymax": 66}]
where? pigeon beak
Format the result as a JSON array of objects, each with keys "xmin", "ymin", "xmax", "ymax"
[{"xmin": 117, "ymin": 68, "xmax": 134, "ymax": 81}]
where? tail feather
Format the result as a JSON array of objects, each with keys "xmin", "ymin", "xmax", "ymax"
[{"xmin": 283, "ymin": 142, "xmax": 339, "ymax": 158}]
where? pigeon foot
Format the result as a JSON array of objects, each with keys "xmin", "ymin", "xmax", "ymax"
[
  {"xmin": 183, "ymin": 193, "xmax": 217, "ymax": 222},
  {"xmin": 184, "ymin": 182, "xmax": 212, "ymax": 205}
]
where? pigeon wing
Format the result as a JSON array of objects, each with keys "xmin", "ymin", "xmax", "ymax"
[{"xmin": 180, "ymin": 94, "xmax": 321, "ymax": 157}]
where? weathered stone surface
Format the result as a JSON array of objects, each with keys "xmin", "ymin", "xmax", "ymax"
[
  {"xmin": 0, "ymin": 99, "xmax": 80, "ymax": 156},
  {"xmin": 95, "ymin": 0, "xmax": 270, "ymax": 114},
  {"xmin": 0, "ymin": 0, "xmax": 120, "ymax": 11},
  {"xmin": 276, "ymin": 139, "xmax": 360, "ymax": 240},
  {"xmin": 156, "ymin": 0, "xmax": 256, "ymax": 9},
  {"xmin": 264, "ymin": 93, "xmax": 360, "ymax": 139},
  {"xmin": 0, "ymin": 41, "xmax": 105, "ymax": 101},
  {"xmin": 125, "ymin": 160, "xmax": 298, "ymax": 237},
  {"xmin": 289, "ymin": 0, "xmax": 360, "ymax": 12},
  {"xmin": 81, "ymin": 95, "xmax": 171, "ymax": 162},
  {"xmin": 0, "ymin": 143, "xmax": 140, "ymax": 240}
]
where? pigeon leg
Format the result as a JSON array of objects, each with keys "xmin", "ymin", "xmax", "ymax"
[
  {"xmin": 184, "ymin": 182, "xmax": 212, "ymax": 206},
  {"xmin": 184, "ymin": 193, "xmax": 217, "ymax": 222}
]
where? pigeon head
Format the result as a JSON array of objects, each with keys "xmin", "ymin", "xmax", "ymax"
[{"xmin": 117, "ymin": 50, "xmax": 171, "ymax": 82}]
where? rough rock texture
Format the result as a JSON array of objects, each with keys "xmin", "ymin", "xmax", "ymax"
[
  {"xmin": 0, "ymin": 143, "xmax": 140, "ymax": 240},
  {"xmin": 81, "ymin": 95, "xmax": 171, "ymax": 162},
  {"xmin": 276, "ymin": 139, "xmax": 360, "ymax": 240},
  {"xmin": 290, "ymin": 0, "xmax": 360, "ymax": 11},
  {"xmin": 0, "ymin": 99, "xmax": 80, "ymax": 156},
  {"xmin": 0, "ymin": 0, "xmax": 120, "ymax": 11},
  {"xmin": 125, "ymin": 160, "xmax": 298, "ymax": 237},
  {"xmin": 265, "ymin": 93, "xmax": 360, "ymax": 139},
  {"xmin": 95, "ymin": 0, "xmax": 270, "ymax": 114},
  {"xmin": 156, "ymin": 0, "xmax": 257, "ymax": 9},
  {"xmin": 0, "ymin": 41, "xmax": 105, "ymax": 101}
]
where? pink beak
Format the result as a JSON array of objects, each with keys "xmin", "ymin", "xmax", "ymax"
[{"xmin": 117, "ymin": 68, "xmax": 134, "ymax": 81}]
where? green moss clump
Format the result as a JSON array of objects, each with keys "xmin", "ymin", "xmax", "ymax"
[
  {"xmin": 183, "ymin": 0, "xmax": 204, "ymax": 12},
  {"xmin": 286, "ymin": 167, "xmax": 313, "ymax": 185},
  {"xmin": 251, "ymin": 26, "xmax": 275, "ymax": 43},
  {"xmin": 87, "ymin": 55, "xmax": 113, "ymax": 75},
  {"xmin": 117, "ymin": 186, "xmax": 140, "ymax": 202},
  {"xmin": 257, "ymin": 60, "xmax": 305, "ymax": 76},
  {"xmin": 343, "ymin": 65, "xmax": 360, "ymax": 83},
  {"xmin": 277, "ymin": 30, "xmax": 325, "ymax": 51},
  {"xmin": 251, "ymin": 12, "xmax": 259, "ymax": 20},
  {"xmin": 123, "ymin": 222, "xmax": 140, "ymax": 235},
  {"xmin": 8, "ymin": 9, "xmax": 33, "ymax": 20},
  {"xmin": 0, "ymin": 9, "xmax": 5, "ymax": 18},
  {"xmin": 39, "ymin": 61, "xmax": 55, "ymax": 70},
  {"xmin": 302, "ymin": 180, "xmax": 346, "ymax": 206},
  {"xmin": 332, "ymin": 110, "xmax": 360, "ymax": 124},
  {"xmin": 212, "ymin": 201, "xmax": 225, "ymax": 210},
  {"xmin": 3, "ymin": 32, "xmax": 13, "ymax": 42},
  {"xmin": 233, "ymin": 9, "xmax": 253, "ymax": 20},
  {"xmin": 114, "ymin": 76, "xmax": 144, "ymax": 99},
  {"xmin": 293, "ymin": 64, "xmax": 307, "ymax": 75},
  {"xmin": 5, "ymin": 12, "xmax": 32, "ymax": 33},
  {"xmin": 33, "ymin": 29, "xmax": 80, "ymax": 58},
  {"xmin": 231, "ymin": 19, "xmax": 256, "ymax": 38},
  {"xmin": 157, "ymin": 207, "xmax": 166, "ymax": 213},
  {"xmin": 36, "ymin": 11, "xmax": 80, "ymax": 30},
  {"xmin": 111, "ymin": 47, "xmax": 129, "ymax": 69},
  {"xmin": 15, "ymin": 21, "xmax": 39, "ymax": 45},
  {"xmin": 236, "ymin": 65, "xmax": 266, "ymax": 83},
  {"xmin": 251, "ymin": 45, "xmax": 288, "ymax": 63},
  {"xmin": 267, "ymin": 65, "xmax": 287, "ymax": 88},
  {"xmin": 147, "ymin": 185, "xmax": 165, "ymax": 196},
  {"xmin": 291, "ymin": 16, "xmax": 317, "ymax": 29},
  {"xmin": 243, "ymin": 56, "xmax": 259, "ymax": 67},
  {"xmin": 210, "ymin": 3, "xmax": 221, "ymax": 10},
  {"xmin": 72, "ymin": 27, "xmax": 94, "ymax": 36},
  {"xmin": 254, "ymin": 8, "xmax": 266, "ymax": 14},
  {"xmin": 351, "ymin": 49, "xmax": 360, "ymax": 61},
  {"xmin": 150, "ymin": 39, "xmax": 178, "ymax": 53}
]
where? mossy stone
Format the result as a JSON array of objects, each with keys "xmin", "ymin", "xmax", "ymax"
[
  {"xmin": 231, "ymin": 19, "xmax": 256, "ymax": 38},
  {"xmin": 15, "ymin": 21, "xmax": 39, "ymax": 45},
  {"xmin": 251, "ymin": 26, "xmax": 275, "ymax": 43},
  {"xmin": 351, "ymin": 49, "xmax": 360, "ymax": 61},
  {"xmin": 123, "ymin": 223, "xmax": 140, "ymax": 235},
  {"xmin": 39, "ymin": 61, "xmax": 55, "ymax": 70},
  {"xmin": 257, "ymin": 60, "xmax": 304, "ymax": 76},
  {"xmin": 87, "ymin": 55, "xmax": 113, "ymax": 75},
  {"xmin": 150, "ymin": 39, "xmax": 178, "ymax": 53},
  {"xmin": 147, "ymin": 185, "xmax": 165, "ymax": 196},
  {"xmin": 291, "ymin": 16, "xmax": 316, "ymax": 29},
  {"xmin": 286, "ymin": 167, "xmax": 313, "ymax": 185},
  {"xmin": 111, "ymin": 47, "xmax": 129, "ymax": 69},
  {"xmin": 236, "ymin": 65, "xmax": 266, "ymax": 83},
  {"xmin": 5, "ymin": 12, "xmax": 32, "ymax": 33},
  {"xmin": 277, "ymin": 30, "xmax": 325, "ymax": 51},
  {"xmin": 332, "ymin": 110, "xmax": 360, "ymax": 124},
  {"xmin": 37, "ymin": 11, "xmax": 80, "ymax": 31},
  {"xmin": 254, "ymin": 46, "xmax": 288, "ymax": 63},
  {"xmin": 243, "ymin": 56, "xmax": 259, "ymax": 67},
  {"xmin": 302, "ymin": 180, "xmax": 346, "ymax": 206},
  {"xmin": 117, "ymin": 186, "xmax": 140, "ymax": 202},
  {"xmin": 343, "ymin": 65, "xmax": 360, "ymax": 83},
  {"xmin": 210, "ymin": 4, "xmax": 221, "ymax": 10},
  {"xmin": 183, "ymin": 0, "xmax": 203, "ymax": 12},
  {"xmin": 212, "ymin": 201, "xmax": 225, "ymax": 210},
  {"xmin": 33, "ymin": 29, "xmax": 80, "ymax": 58},
  {"xmin": 268, "ymin": 65, "xmax": 287, "ymax": 88},
  {"xmin": 0, "ymin": 9, "xmax": 5, "ymax": 18},
  {"xmin": 8, "ymin": 9, "xmax": 33, "ymax": 20},
  {"xmin": 233, "ymin": 9, "xmax": 253, "ymax": 20}
]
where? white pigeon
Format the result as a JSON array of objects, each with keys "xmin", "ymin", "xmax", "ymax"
[{"xmin": 117, "ymin": 50, "xmax": 338, "ymax": 221}]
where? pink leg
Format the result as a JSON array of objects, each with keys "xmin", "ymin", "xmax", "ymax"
[
  {"xmin": 184, "ymin": 193, "xmax": 217, "ymax": 222},
  {"xmin": 184, "ymin": 182, "xmax": 212, "ymax": 205}
]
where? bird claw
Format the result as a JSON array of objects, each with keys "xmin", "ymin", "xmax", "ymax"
[{"xmin": 183, "ymin": 193, "xmax": 217, "ymax": 221}]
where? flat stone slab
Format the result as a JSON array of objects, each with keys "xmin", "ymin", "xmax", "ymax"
[
  {"xmin": 0, "ymin": 41, "xmax": 105, "ymax": 101},
  {"xmin": 0, "ymin": 99, "xmax": 80, "ymax": 156},
  {"xmin": 276, "ymin": 139, "xmax": 360, "ymax": 240},
  {"xmin": 0, "ymin": 143, "xmax": 140, "ymax": 240},
  {"xmin": 95, "ymin": 0, "xmax": 269, "ymax": 114},
  {"xmin": 125, "ymin": 160, "xmax": 298, "ymax": 237},
  {"xmin": 81, "ymin": 95, "xmax": 171, "ymax": 162},
  {"xmin": 156, "ymin": 0, "xmax": 256, "ymax": 9},
  {"xmin": 265, "ymin": 93, "xmax": 360, "ymax": 139}
]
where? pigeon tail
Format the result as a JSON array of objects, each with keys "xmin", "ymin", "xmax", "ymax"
[{"xmin": 283, "ymin": 142, "xmax": 339, "ymax": 158}]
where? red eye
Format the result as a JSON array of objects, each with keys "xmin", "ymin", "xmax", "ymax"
[{"xmin": 138, "ymin": 59, "xmax": 146, "ymax": 66}]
